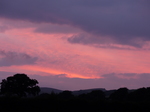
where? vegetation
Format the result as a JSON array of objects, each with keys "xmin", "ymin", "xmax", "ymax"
[
  {"xmin": 0, "ymin": 74, "xmax": 40, "ymax": 97},
  {"xmin": 0, "ymin": 74, "xmax": 150, "ymax": 112}
]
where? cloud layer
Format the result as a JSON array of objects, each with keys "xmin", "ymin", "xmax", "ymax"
[
  {"xmin": 0, "ymin": 0, "xmax": 150, "ymax": 90},
  {"xmin": 0, "ymin": 50, "xmax": 38, "ymax": 66},
  {"xmin": 30, "ymin": 73, "xmax": 150, "ymax": 90},
  {"xmin": 0, "ymin": 0, "xmax": 150, "ymax": 47},
  {"xmin": 0, "ymin": 71, "xmax": 149, "ymax": 90}
]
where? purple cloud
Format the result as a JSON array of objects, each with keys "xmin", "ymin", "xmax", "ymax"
[
  {"xmin": 29, "ymin": 73, "xmax": 150, "ymax": 90},
  {"xmin": 0, "ymin": 0, "xmax": 150, "ymax": 47},
  {"xmin": 0, "ymin": 25, "xmax": 9, "ymax": 32},
  {"xmin": 34, "ymin": 24, "xmax": 81, "ymax": 34},
  {"xmin": 0, "ymin": 71, "xmax": 17, "ymax": 79},
  {"xmin": 0, "ymin": 50, "xmax": 38, "ymax": 66},
  {"xmin": 0, "ymin": 71, "xmax": 149, "ymax": 90}
]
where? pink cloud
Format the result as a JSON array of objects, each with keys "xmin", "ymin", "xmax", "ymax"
[
  {"xmin": 1, "ymin": 27, "xmax": 150, "ymax": 76},
  {"xmin": 0, "ymin": 18, "xmax": 150, "ymax": 90}
]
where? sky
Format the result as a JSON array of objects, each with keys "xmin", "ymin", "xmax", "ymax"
[{"xmin": 0, "ymin": 0, "xmax": 150, "ymax": 90}]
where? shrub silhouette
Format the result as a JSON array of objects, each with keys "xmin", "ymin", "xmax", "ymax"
[
  {"xmin": 0, "ymin": 73, "xmax": 40, "ymax": 97},
  {"xmin": 86, "ymin": 90, "xmax": 105, "ymax": 101},
  {"xmin": 58, "ymin": 90, "xmax": 74, "ymax": 99},
  {"xmin": 128, "ymin": 87, "xmax": 150, "ymax": 101},
  {"xmin": 109, "ymin": 87, "xmax": 128, "ymax": 101}
]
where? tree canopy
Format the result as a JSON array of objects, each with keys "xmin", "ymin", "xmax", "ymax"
[{"xmin": 0, "ymin": 73, "xmax": 40, "ymax": 97}]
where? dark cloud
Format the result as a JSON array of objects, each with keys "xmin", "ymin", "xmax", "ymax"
[
  {"xmin": 68, "ymin": 34, "xmax": 104, "ymax": 45},
  {"xmin": 34, "ymin": 24, "xmax": 81, "ymax": 34},
  {"xmin": 67, "ymin": 34, "xmax": 144, "ymax": 48},
  {"xmin": 0, "ymin": 50, "xmax": 38, "ymax": 66},
  {"xmin": 0, "ymin": 0, "xmax": 150, "ymax": 47}
]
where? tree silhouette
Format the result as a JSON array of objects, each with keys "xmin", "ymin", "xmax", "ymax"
[
  {"xmin": 0, "ymin": 73, "xmax": 40, "ymax": 97},
  {"xmin": 87, "ymin": 90, "xmax": 105, "ymax": 100},
  {"xmin": 109, "ymin": 87, "xmax": 128, "ymax": 101},
  {"xmin": 58, "ymin": 90, "xmax": 74, "ymax": 99},
  {"xmin": 128, "ymin": 87, "xmax": 150, "ymax": 101}
]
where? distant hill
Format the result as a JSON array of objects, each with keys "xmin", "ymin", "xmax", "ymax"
[
  {"xmin": 40, "ymin": 87, "xmax": 137, "ymax": 97},
  {"xmin": 40, "ymin": 87, "xmax": 106, "ymax": 95},
  {"xmin": 40, "ymin": 87, "xmax": 62, "ymax": 94},
  {"xmin": 72, "ymin": 88, "xmax": 106, "ymax": 95}
]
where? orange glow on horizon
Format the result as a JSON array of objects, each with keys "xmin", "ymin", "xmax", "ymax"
[{"xmin": 0, "ymin": 65, "xmax": 101, "ymax": 79}]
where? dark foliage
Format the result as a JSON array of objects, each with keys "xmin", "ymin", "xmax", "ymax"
[
  {"xmin": 128, "ymin": 87, "xmax": 150, "ymax": 102},
  {"xmin": 109, "ymin": 87, "xmax": 128, "ymax": 101},
  {"xmin": 58, "ymin": 90, "xmax": 74, "ymax": 99},
  {"xmin": 0, "ymin": 88, "xmax": 150, "ymax": 112},
  {"xmin": 0, "ymin": 74, "xmax": 40, "ymax": 97},
  {"xmin": 0, "ymin": 76, "xmax": 150, "ymax": 112}
]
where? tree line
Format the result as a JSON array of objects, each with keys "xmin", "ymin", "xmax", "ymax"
[{"xmin": 0, "ymin": 74, "xmax": 150, "ymax": 112}]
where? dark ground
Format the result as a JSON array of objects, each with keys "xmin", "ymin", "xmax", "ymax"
[{"xmin": 1, "ymin": 87, "xmax": 150, "ymax": 112}]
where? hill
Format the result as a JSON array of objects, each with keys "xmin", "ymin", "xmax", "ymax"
[
  {"xmin": 40, "ymin": 87, "xmax": 62, "ymax": 94},
  {"xmin": 72, "ymin": 88, "xmax": 106, "ymax": 95},
  {"xmin": 40, "ymin": 87, "xmax": 106, "ymax": 95}
]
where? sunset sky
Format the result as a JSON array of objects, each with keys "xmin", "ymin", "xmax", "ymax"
[{"xmin": 0, "ymin": 0, "xmax": 150, "ymax": 90}]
